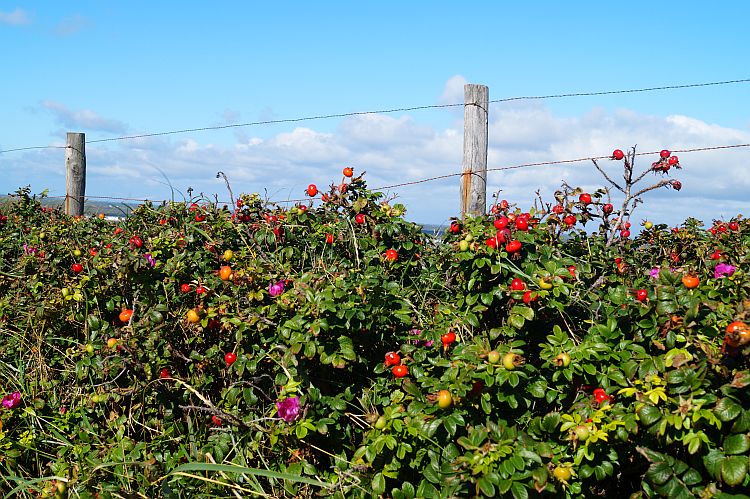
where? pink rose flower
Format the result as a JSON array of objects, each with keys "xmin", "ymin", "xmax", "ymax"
[{"xmin": 276, "ymin": 396, "xmax": 301, "ymax": 422}]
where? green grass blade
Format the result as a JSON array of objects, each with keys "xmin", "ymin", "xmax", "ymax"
[{"xmin": 168, "ymin": 462, "xmax": 335, "ymax": 489}]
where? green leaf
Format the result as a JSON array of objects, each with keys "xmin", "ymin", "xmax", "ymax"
[
  {"xmin": 731, "ymin": 371, "xmax": 750, "ymax": 388},
  {"xmin": 401, "ymin": 481, "xmax": 415, "ymax": 499},
  {"xmin": 723, "ymin": 434, "xmax": 750, "ymax": 455},
  {"xmin": 337, "ymin": 336, "xmax": 356, "ymax": 360},
  {"xmin": 681, "ymin": 468, "xmax": 702, "ymax": 486},
  {"xmin": 477, "ymin": 477, "xmax": 496, "ymax": 497},
  {"xmin": 443, "ymin": 415, "xmax": 458, "ymax": 436},
  {"xmin": 465, "ymin": 311, "xmax": 480, "ymax": 328},
  {"xmin": 645, "ymin": 462, "xmax": 672, "ymax": 485},
  {"xmin": 731, "ymin": 410, "xmax": 750, "ymax": 433},
  {"xmin": 637, "ymin": 405, "xmax": 662, "ymax": 426},
  {"xmin": 541, "ymin": 412, "xmax": 561, "ymax": 433},
  {"xmin": 656, "ymin": 300, "xmax": 677, "ymax": 315},
  {"xmin": 715, "ymin": 398, "xmax": 742, "ymax": 422},
  {"xmin": 527, "ymin": 381, "xmax": 547, "ymax": 398},
  {"xmin": 508, "ymin": 314, "xmax": 525, "ymax": 329},
  {"xmin": 372, "ymin": 473, "xmax": 386, "ymax": 495},
  {"xmin": 416, "ymin": 481, "xmax": 438, "ymax": 498},
  {"xmin": 498, "ymin": 478, "xmax": 512, "ymax": 494},
  {"xmin": 422, "ymin": 463, "xmax": 440, "ymax": 484},
  {"xmin": 531, "ymin": 467, "xmax": 548, "ymax": 487},
  {"xmin": 510, "ymin": 481, "xmax": 528, "ymax": 499},
  {"xmin": 666, "ymin": 369, "xmax": 686, "ymax": 385},
  {"xmin": 720, "ymin": 456, "xmax": 748, "ymax": 486},
  {"xmin": 511, "ymin": 305, "xmax": 534, "ymax": 321},
  {"xmin": 402, "ymin": 380, "xmax": 422, "ymax": 399},
  {"xmin": 702, "ymin": 449, "xmax": 725, "ymax": 480}
]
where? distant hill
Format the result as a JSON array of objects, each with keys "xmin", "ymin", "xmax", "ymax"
[{"xmin": 0, "ymin": 195, "xmax": 139, "ymax": 217}]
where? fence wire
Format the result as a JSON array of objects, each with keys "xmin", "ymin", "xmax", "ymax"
[
  {"xmin": 32, "ymin": 142, "xmax": 750, "ymax": 207},
  {"xmin": 2, "ymin": 77, "xmax": 748, "ymax": 153}
]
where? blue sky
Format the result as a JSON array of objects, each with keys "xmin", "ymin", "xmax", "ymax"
[{"xmin": 2, "ymin": 2, "xmax": 749, "ymax": 227}]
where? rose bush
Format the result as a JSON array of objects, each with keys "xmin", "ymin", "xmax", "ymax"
[{"xmin": 0, "ymin": 157, "xmax": 748, "ymax": 497}]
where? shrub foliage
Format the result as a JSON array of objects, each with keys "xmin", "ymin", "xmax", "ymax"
[{"xmin": 1, "ymin": 162, "xmax": 749, "ymax": 498}]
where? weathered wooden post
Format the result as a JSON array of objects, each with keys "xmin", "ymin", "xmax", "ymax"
[
  {"xmin": 65, "ymin": 132, "xmax": 86, "ymax": 216},
  {"xmin": 460, "ymin": 84, "xmax": 489, "ymax": 218}
]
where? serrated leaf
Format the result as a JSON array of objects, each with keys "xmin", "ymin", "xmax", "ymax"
[
  {"xmin": 715, "ymin": 398, "xmax": 742, "ymax": 422},
  {"xmin": 681, "ymin": 468, "xmax": 702, "ymax": 486},
  {"xmin": 416, "ymin": 480, "xmax": 438, "ymax": 498},
  {"xmin": 511, "ymin": 305, "xmax": 534, "ymax": 321},
  {"xmin": 510, "ymin": 482, "xmax": 528, "ymax": 499},
  {"xmin": 731, "ymin": 371, "xmax": 750, "ymax": 388},
  {"xmin": 531, "ymin": 466, "xmax": 548, "ymax": 487},
  {"xmin": 372, "ymin": 473, "xmax": 386, "ymax": 495},
  {"xmin": 645, "ymin": 462, "xmax": 672, "ymax": 485},
  {"xmin": 666, "ymin": 369, "xmax": 687, "ymax": 385},
  {"xmin": 723, "ymin": 434, "xmax": 750, "ymax": 455},
  {"xmin": 731, "ymin": 410, "xmax": 750, "ymax": 433},
  {"xmin": 541, "ymin": 412, "xmax": 561, "ymax": 433},
  {"xmin": 720, "ymin": 456, "xmax": 748, "ymax": 486},
  {"xmin": 422, "ymin": 463, "xmax": 440, "ymax": 484},
  {"xmin": 607, "ymin": 369, "xmax": 627, "ymax": 386},
  {"xmin": 702, "ymin": 450, "xmax": 725, "ymax": 480},
  {"xmin": 401, "ymin": 481, "xmax": 415, "ymax": 499},
  {"xmin": 517, "ymin": 449, "xmax": 542, "ymax": 465},
  {"xmin": 402, "ymin": 380, "xmax": 422, "ymax": 398},
  {"xmin": 443, "ymin": 415, "xmax": 458, "ymax": 436},
  {"xmin": 477, "ymin": 477, "xmax": 496, "ymax": 497},
  {"xmin": 508, "ymin": 314, "xmax": 525, "ymax": 329},
  {"xmin": 638, "ymin": 446, "xmax": 666, "ymax": 463},
  {"xmin": 528, "ymin": 380, "xmax": 547, "ymax": 398}
]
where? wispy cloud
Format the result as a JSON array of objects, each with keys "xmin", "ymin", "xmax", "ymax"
[
  {"xmin": 53, "ymin": 14, "xmax": 92, "ymax": 36},
  {"xmin": 438, "ymin": 75, "xmax": 467, "ymax": 106},
  {"xmin": 40, "ymin": 101, "xmax": 128, "ymax": 134},
  {"xmin": 5, "ymin": 77, "xmax": 750, "ymax": 227},
  {"xmin": 0, "ymin": 8, "xmax": 30, "ymax": 26}
]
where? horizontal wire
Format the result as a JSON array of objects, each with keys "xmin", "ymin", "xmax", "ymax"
[
  {"xmin": 0, "ymin": 144, "xmax": 68, "ymax": 154},
  {"xmin": 373, "ymin": 143, "xmax": 750, "ymax": 190},
  {"xmin": 36, "ymin": 142, "xmax": 750, "ymax": 207},
  {"xmin": 2, "ymin": 77, "xmax": 748, "ymax": 154},
  {"xmin": 491, "ymin": 78, "xmax": 750, "ymax": 103}
]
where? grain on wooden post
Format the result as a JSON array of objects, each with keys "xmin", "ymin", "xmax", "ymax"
[
  {"xmin": 65, "ymin": 132, "xmax": 86, "ymax": 216},
  {"xmin": 460, "ymin": 84, "xmax": 489, "ymax": 218}
]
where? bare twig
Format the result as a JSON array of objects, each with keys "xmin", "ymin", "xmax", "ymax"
[
  {"xmin": 591, "ymin": 159, "xmax": 625, "ymax": 193},
  {"xmin": 632, "ymin": 179, "xmax": 673, "ymax": 199},
  {"xmin": 216, "ymin": 171, "xmax": 236, "ymax": 212}
]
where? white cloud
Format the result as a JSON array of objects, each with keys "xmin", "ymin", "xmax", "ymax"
[
  {"xmin": 438, "ymin": 75, "xmax": 468, "ymax": 106},
  {"xmin": 53, "ymin": 14, "xmax": 91, "ymax": 36},
  {"xmin": 5, "ymin": 80, "xmax": 750, "ymax": 228},
  {"xmin": 41, "ymin": 101, "xmax": 128, "ymax": 134},
  {"xmin": 0, "ymin": 8, "xmax": 30, "ymax": 25}
]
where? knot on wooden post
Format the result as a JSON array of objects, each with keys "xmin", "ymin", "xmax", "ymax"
[
  {"xmin": 65, "ymin": 132, "xmax": 86, "ymax": 216},
  {"xmin": 461, "ymin": 84, "xmax": 489, "ymax": 219}
]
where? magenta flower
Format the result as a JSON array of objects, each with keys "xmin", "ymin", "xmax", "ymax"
[
  {"xmin": 409, "ymin": 328, "xmax": 434, "ymax": 347},
  {"xmin": 143, "ymin": 253, "xmax": 156, "ymax": 267},
  {"xmin": 22, "ymin": 244, "xmax": 38, "ymax": 255},
  {"xmin": 650, "ymin": 267, "xmax": 678, "ymax": 279},
  {"xmin": 714, "ymin": 263, "xmax": 736, "ymax": 279},
  {"xmin": 2, "ymin": 391, "xmax": 21, "ymax": 409},
  {"xmin": 276, "ymin": 396, "xmax": 301, "ymax": 422},
  {"xmin": 268, "ymin": 281, "xmax": 285, "ymax": 297}
]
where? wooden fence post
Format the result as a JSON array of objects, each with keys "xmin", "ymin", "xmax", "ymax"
[
  {"xmin": 65, "ymin": 132, "xmax": 86, "ymax": 216},
  {"xmin": 460, "ymin": 84, "xmax": 489, "ymax": 218}
]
